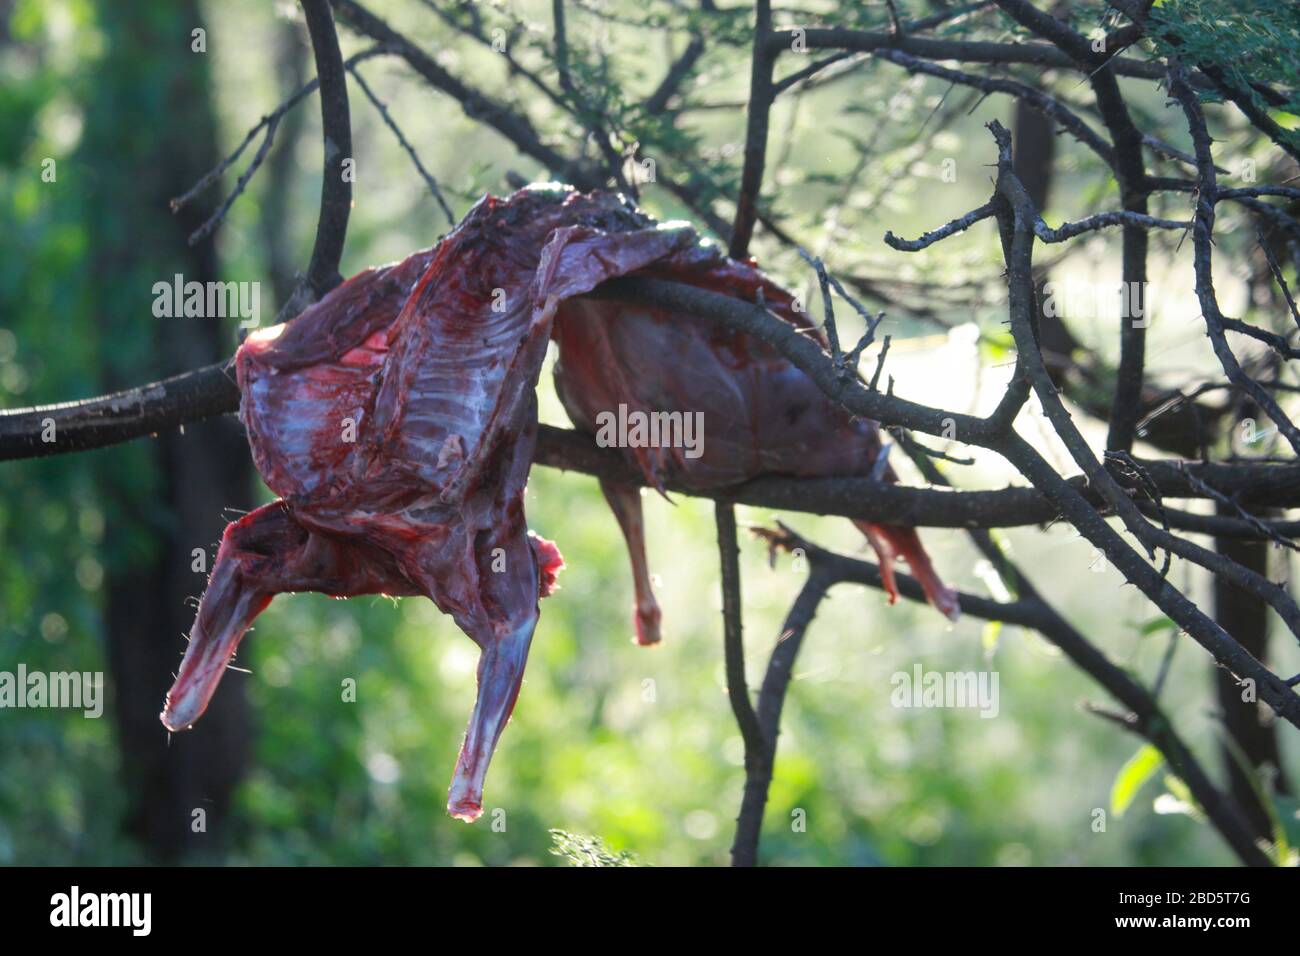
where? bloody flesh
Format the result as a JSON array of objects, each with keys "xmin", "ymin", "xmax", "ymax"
[
  {"xmin": 549, "ymin": 203, "xmax": 960, "ymax": 643},
  {"xmin": 163, "ymin": 185, "xmax": 956, "ymax": 821},
  {"xmin": 163, "ymin": 187, "xmax": 696, "ymax": 820}
]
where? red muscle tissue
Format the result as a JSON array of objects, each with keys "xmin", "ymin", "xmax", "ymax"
[
  {"xmin": 549, "ymin": 203, "xmax": 960, "ymax": 644},
  {"xmin": 162, "ymin": 185, "xmax": 956, "ymax": 820}
]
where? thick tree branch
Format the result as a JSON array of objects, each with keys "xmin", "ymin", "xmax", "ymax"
[
  {"xmin": 300, "ymin": 0, "xmax": 353, "ymax": 302},
  {"xmin": 760, "ymin": 25, "xmax": 1208, "ymax": 86},
  {"xmin": 331, "ymin": 0, "xmax": 600, "ymax": 189},
  {"xmin": 729, "ymin": 0, "xmax": 775, "ymax": 259},
  {"xmin": 748, "ymin": 525, "xmax": 1271, "ymax": 867},
  {"xmin": 716, "ymin": 501, "xmax": 764, "ymax": 868},
  {"xmin": 728, "ymin": 561, "xmax": 830, "ymax": 869},
  {"xmin": 1168, "ymin": 63, "xmax": 1300, "ymax": 458},
  {"xmin": 7, "ymin": 304, "xmax": 1300, "ymax": 532}
]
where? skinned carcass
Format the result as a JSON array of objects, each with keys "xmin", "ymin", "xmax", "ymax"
[
  {"xmin": 549, "ymin": 199, "xmax": 960, "ymax": 645},
  {"xmin": 164, "ymin": 184, "xmax": 956, "ymax": 821},
  {"xmin": 163, "ymin": 186, "xmax": 699, "ymax": 820}
]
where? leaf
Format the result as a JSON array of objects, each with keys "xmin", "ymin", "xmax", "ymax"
[
  {"xmin": 981, "ymin": 620, "xmax": 1001, "ymax": 658},
  {"xmin": 1111, "ymin": 744, "xmax": 1165, "ymax": 817},
  {"xmin": 548, "ymin": 829, "xmax": 640, "ymax": 867},
  {"xmin": 977, "ymin": 329, "xmax": 1015, "ymax": 364},
  {"xmin": 1270, "ymin": 110, "xmax": 1300, "ymax": 131},
  {"xmin": 1138, "ymin": 615, "xmax": 1178, "ymax": 637},
  {"xmin": 1265, "ymin": 796, "xmax": 1300, "ymax": 865}
]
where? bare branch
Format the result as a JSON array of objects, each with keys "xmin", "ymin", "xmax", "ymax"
[
  {"xmin": 715, "ymin": 502, "xmax": 764, "ymax": 868},
  {"xmin": 729, "ymin": 0, "xmax": 775, "ymax": 259},
  {"xmin": 1168, "ymin": 62, "xmax": 1300, "ymax": 457},
  {"xmin": 884, "ymin": 201, "xmax": 997, "ymax": 251},
  {"xmin": 300, "ymin": 0, "xmax": 354, "ymax": 302},
  {"xmin": 644, "ymin": 35, "xmax": 706, "ymax": 113},
  {"xmin": 751, "ymin": 524, "xmax": 1272, "ymax": 867},
  {"xmin": 348, "ymin": 62, "xmax": 455, "ymax": 226}
]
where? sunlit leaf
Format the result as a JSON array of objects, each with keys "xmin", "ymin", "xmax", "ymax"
[{"xmin": 1111, "ymin": 744, "xmax": 1164, "ymax": 817}]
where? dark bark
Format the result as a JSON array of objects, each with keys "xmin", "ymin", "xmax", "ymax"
[
  {"xmin": 298, "ymin": 0, "xmax": 352, "ymax": 304},
  {"xmin": 1214, "ymin": 499, "xmax": 1289, "ymax": 842},
  {"xmin": 715, "ymin": 503, "xmax": 764, "ymax": 867},
  {"xmin": 86, "ymin": 0, "xmax": 251, "ymax": 861},
  {"xmin": 1013, "ymin": 92, "xmax": 1074, "ymax": 370},
  {"xmin": 729, "ymin": 0, "xmax": 774, "ymax": 259},
  {"xmin": 729, "ymin": 566, "xmax": 830, "ymax": 867}
]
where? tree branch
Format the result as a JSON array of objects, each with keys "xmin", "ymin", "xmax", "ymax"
[
  {"xmin": 716, "ymin": 501, "xmax": 764, "ymax": 867},
  {"xmin": 300, "ymin": 0, "xmax": 353, "ymax": 303},
  {"xmin": 749, "ymin": 524, "xmax": 1272, "ymax": 867},
  {"xmin": 331, "ymin": 0, "xmax": 600, "ymax": 189},
  {"xmin": 729, "ymin": 0, "xmax": 775, "ymax": 259}
]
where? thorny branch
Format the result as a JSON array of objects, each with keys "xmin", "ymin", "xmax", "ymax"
[
  {"xmin": 298, "ymin": 0, "xmax": 354, "ymax": 305},
  {"xmin": 715, "ymin": 502, "xmax": 765, "ymax": 867},
  {"xmin": 7, "ymin": 371, "xmax": 1300, "ymax": 532},
  {"xmin": 747, "ymin": 524, "xmax": 1271, "ymax": 869},
  {"xmin": 347, "ymin": 62, "xmax": 455, "ymax": 225},
  {"xmin": 729, "ymin": 0, "xmax": 775, "ymax": 259},
  {"xmin": 5, "ymin": 0, "xmax": 1300, "ymax": 868},
  {"xmin": 171, "ymin": 46, "xmax": 387, "ymax": 250}
]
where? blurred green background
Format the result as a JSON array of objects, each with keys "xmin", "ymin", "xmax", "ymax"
[{"xmin": 1, "ymin": 0, "xmax": 1297, "ymax": 866}]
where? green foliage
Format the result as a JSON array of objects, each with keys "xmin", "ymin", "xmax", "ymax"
[
  {"xmin": 2, "ymin": 0, "xmax": 1296, "ymax": 868},
  {"xmin": 1270, "ymin": 795, "xmax": 1300, "ymax": 864},
  {"xmin": 1111, "ymin": 744, "xmax": 1165, "ymax": 817},
  {"xmin": 548, "ymin": 829, "xmax": 641, "ymax": 867},
  {"xmin": 1149, "ymin": 0, "xmax": 1300, "ymax": 124},
  {"xmin": 0, "ymin": 0, "xmax": 135, "ymax": 865}
]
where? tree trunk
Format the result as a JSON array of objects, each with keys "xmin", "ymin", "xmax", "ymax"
[{"xmin": 83, "ymin": 0, "xmax": 252, "ymax": 861}]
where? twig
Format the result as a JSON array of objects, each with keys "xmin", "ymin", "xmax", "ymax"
[
  {"xmin": 170, "ymin": 45, "xmax": 384, "ymax": 214},
  {"xmin": 749, "ymin": 523, "xmax": 1271, "ymax": 867},
  {"xmin": 884, "ymin": 201, "xmax": 997, "ymax": 251},
  {"xmin": 887, "ymin": 426, "xmax": 976, "ymax": 466},
  {"xmin": 644, "ymin": 35, "xmax": 706, "ymax": 113},
  {"xmin": 347, "ymin": 62, "xmax": 455, "ymax": 225},
  {"xmin": 1177, "ymin": 463, "xmax": 1300, "ymax": 553},
  {"xmin": 715, "ymin": 502, "xmax": 764, "ymax": 867},
  {"xmin": 185, "ymin": 112, "xmax": 284, "ymax": 248},
  {"xmin": 1168, "ymin": 62, "xmax": 1300, "ymax": 457},
  {"xmin": 729, "ymin": 0, "xmax": 775, "ymax": 259},
  {"xmin": 867, "ymin": 334, "xmax": 892, "ymax": 391},
  {"xmin": 801, "ymin": 250, "xmax": 842, "ymax": 364},
  {"xmin": 1031, "ymin": 210, "xmax": 1188, "ymax": 243},
  {"xmin": 333, "ymin": 0, "xmax": 598, "ymax": 189},
  {"xmin": 771, "ymin": 51, "xmax": 857, "ymax": 95},
  {"xmin": 1255, "ymin": 228, "xmax": 1300, "ymax": 332},
  {"xmin": 298, "ymin": 0, "xmax": 354, "ymax": 304},
  {"xmin": 872, "ymin": 49, "xmax": 1117, "ymax": 169}
]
